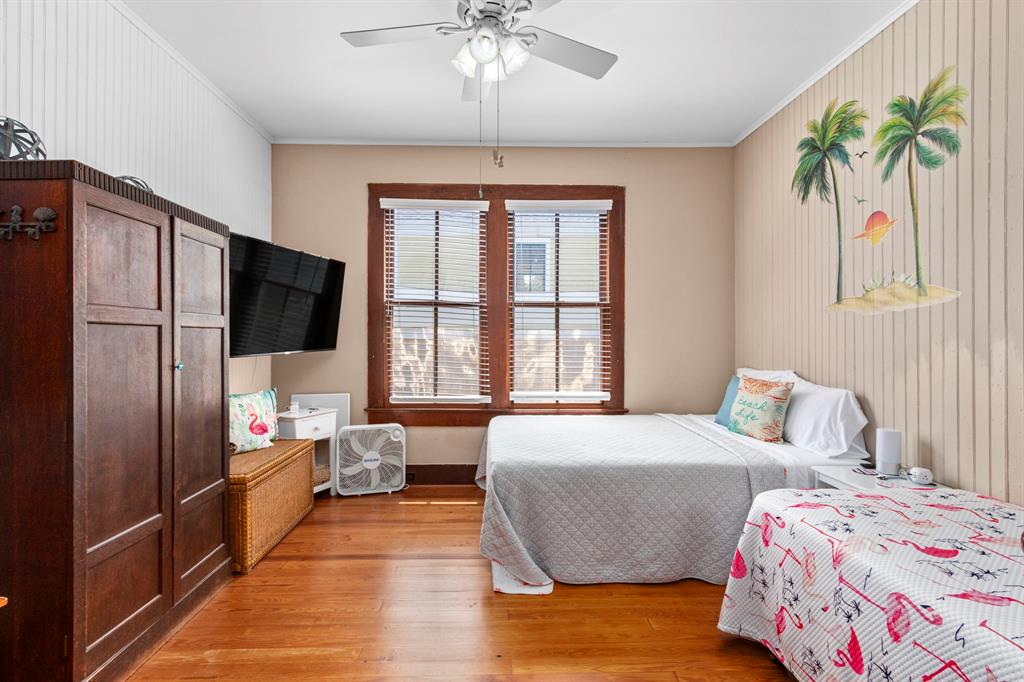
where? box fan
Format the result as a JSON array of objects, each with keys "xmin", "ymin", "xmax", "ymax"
[{"xmin": 335, "ymin": 423, "xmax": 406, "ymax": 495}]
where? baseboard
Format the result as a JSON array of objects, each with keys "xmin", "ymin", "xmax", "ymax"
[{"xmin": 406, "ymin": 464, "xmax": 477, "ymax": 485}]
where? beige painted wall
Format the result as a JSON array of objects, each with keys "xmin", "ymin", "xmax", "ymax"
[
  {"xmin": 229, "ymin": 357, "xmax": 273, "ymax": 395},
  {"xmin": 735, "ymin": 0, "xmax": 1023, "ymax": 504},
  {"xmin": 271, "ymin": 145, "xmax": 735, "ymax": 464}
]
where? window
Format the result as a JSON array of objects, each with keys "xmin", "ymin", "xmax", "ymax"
[
  {"xmin": 382, "ymin": 199, "xmax": 490, "ymax": 404},
  {"xmin": 508, "ymin": 200, "xmax": 612, "ymax": 404},
  {"xmin": 368, "ymin": 184, "xmax": 624, "ymax": 426},
  {"xmin": 514, "ymin": 240, "xmax": 549, "ymax": 294}
]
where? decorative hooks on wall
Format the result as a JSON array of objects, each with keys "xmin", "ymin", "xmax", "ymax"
[{"xmin": 0, "ymin": 205, "xmax": 58, "ymax": 241}]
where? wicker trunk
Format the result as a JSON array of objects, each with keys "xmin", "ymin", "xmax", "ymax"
[{"xmin": 228, "ymin": 439, "xmax": 314, "ymax": 573}]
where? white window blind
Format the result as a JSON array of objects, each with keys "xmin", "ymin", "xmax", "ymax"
[
  {"xmin": 382, "ymin": 198, "xmax": 490, "ymax": 404},
  {"xmin": 506, "ymin": 199, "xmax": 613, "ymax": 403}
]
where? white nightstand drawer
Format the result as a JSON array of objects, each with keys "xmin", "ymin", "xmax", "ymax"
[{"xmin": 281, "ymin": 413, "xmax": 334, "ymax": 440}]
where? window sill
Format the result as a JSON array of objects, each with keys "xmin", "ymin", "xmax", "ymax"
[{"xmin": 367, "ymin": 406, "xmax": 629, "ymax": 427}]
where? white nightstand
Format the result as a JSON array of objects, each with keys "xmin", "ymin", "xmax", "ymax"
[
  {"xmin": 812, "ymin": 465, "xmax": 947, "ymax": 492},
  {"xmin": 278, "ymin": 407, "xmax": 338, "ymax": 495}
]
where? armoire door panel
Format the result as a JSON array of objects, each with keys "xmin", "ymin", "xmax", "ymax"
[
  {"xmin": 176, "ymin": 493, "xmax": 227, "ymax": 595},
  {"xmin": 84, "ymin": 531, "xmax": 164, "ymax": 671},
  {"xmin": 173, "ymin": 220, "xmax": 230, "ymax": 602},
  {"xmin": 85, "ymin": 323, "xmax": 163, "ymax": 545},
  {"xmin": 178, "ymin": 327, "xmax": 227, "ymax": 496},
  {"xmin": 76, "ymin": 184, "xmax": 175, "ymax": 679},
  {"xmin": 180, "ymin": 235, "xmax": 224, "ymax": 315},
  {"xmin": 85, "ymin": 204, "xmax": 161, "ymax": 310}
]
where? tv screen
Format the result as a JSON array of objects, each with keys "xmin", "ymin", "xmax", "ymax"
[{"xmin": 229, "ymin": 234, "xmax": 345, "ymax": 357}]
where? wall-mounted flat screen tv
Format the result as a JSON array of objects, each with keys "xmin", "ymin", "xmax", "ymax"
[{"xmin": 229, "ymin": 233, "xmax": 345, "ymax": 357}]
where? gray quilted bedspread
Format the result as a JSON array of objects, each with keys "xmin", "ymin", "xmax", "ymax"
[{"xmin": 475, "ymin": 414, "xmax": 786, "ymax": 587}]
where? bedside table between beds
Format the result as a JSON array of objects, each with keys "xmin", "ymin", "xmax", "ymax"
[{"xmin": 812, "ymin": 465, "xmax": 948, "ymax": 491}]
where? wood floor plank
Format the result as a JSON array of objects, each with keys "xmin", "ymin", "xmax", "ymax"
[{"xmin": 131, "ymin": 486, "xmax": 787, "ymax": 680}]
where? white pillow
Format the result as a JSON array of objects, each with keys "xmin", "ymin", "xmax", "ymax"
[
  {"xmin": 841, "ymin": 432, "xmax": 870, "ymax": 459},
  {"xmin": 737, "ymin": 367, "xmax": 799, "ymax": 382},
  {"xmin": 783, "ymin": 378, "xmax": 868, "ymax": 456}
]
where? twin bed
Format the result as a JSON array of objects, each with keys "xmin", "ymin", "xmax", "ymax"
[
  {"xmin": 476, "ymin": 408, "xmax": 1024, "ymax": 680},
  {"xmin": 719, "ymin": 486, "xmax": 1024, "ymax": 681}
]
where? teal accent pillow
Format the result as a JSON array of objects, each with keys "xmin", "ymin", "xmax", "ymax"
[
  {"xmin": 228, "ymin": 388, "xmax": 279, "ymax": 454},
  {"xmin": 715, "ymin": 375, "xmax": 740, "ymax": 427}
]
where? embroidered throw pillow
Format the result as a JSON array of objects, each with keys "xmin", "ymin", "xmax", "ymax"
[
  {"xmin": 228, "ymin": 388, "xmax": 279, "ymax": 454},
  {"xmin": 728, "ymin": 376, "xmax": 794, "ymax": 443}
]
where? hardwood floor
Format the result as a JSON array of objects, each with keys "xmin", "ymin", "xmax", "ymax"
[{"xmin": 132, "ymin": 485, "xmax": 788, "ymax": 681}]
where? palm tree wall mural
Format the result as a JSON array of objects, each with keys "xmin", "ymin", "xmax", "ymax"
[
  {"xmin": 792, "ymin": 66, "xmax": 969, "ymax": 316},
  {"xmin": 874, "ymin": 65, "xmax": 968, "ymax": 296},
  {"xmin": 791, "ymin": 99, "xmax": 868, "ymax": 304}
]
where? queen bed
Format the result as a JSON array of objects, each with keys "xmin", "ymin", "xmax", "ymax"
[
  {"xmin": 475, "ymin": 412, "xmax": 867, "ymax": 594},
  {"xmin": 717, "ymin": 486, "xmax": 1024, "ymax": 681}
]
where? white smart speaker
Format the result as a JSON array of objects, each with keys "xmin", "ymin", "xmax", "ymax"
[{"xmin": 876, "ymin": 428, "xmax": 902, "ymax": 476}]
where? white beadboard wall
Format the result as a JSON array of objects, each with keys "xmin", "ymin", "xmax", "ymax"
[
  {"xmin": 0, "ymin": 0, "xmax": 273, "ymax": 393},
  {"xmin": 735, "ymin": 0, "xmax": 1023, "ymax": 504}
]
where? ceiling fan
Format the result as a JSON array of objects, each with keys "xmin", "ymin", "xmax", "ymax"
[{"xmin": 339, "ymin": 0, "xmax": 618, "ymax": 102}]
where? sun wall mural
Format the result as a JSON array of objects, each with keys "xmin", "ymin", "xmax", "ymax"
[{"xmin": 793, "ymin": 66, "xmax": 968, "ymax": 315}]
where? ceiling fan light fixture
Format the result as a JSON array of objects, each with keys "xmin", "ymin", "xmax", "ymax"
[
  {"xmin": 451, "ymin": 41, "xmax": 478, "ymax": 78},
  {"xmin": 342, "ymin": 0, "xmax": 619, "ymax": 97},
  {"xmin": 478, "ymin": 38, "xmax": 530, "ymax": 83},
  {"xmin": 499, "ymin": 36, "xmax": 529, "ymax": 74},
  {"xmin": 468, "ymin": 25, "xmax": 500, "ymax": 64}
]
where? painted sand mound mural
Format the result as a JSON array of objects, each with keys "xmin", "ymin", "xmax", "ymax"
[{"xmin": 829, "ymin": 282, "xmax": 960, "ymax": 315}]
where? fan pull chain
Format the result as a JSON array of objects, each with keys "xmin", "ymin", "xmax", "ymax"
[
  {"xmin": 478, "ymin": 71, "xmax": 484, "ymax": 199},
  {"xmin": 493, "ymin": 52, "xmax": 505, "ymax": 168}
]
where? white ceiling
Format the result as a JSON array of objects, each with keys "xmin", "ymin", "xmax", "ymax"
[{"xmin": 125, "ymin": 0, "xmax": 912, "ymax": 146}]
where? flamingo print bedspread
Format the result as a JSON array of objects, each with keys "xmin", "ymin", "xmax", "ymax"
[{"xmin": 718, "ymin": 487, "xmax": 1024, "ymax": 681}]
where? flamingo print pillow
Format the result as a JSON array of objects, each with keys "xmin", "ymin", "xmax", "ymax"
[
  {"xmin": 228, "ymin": 388, "xmax": 279, "ymax": 454},
  {"xmin": 728, "ymin": 376, "xmax": 794, "ymax": 443}
]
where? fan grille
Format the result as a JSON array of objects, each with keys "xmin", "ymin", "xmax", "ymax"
[{"xmin": 337, "ymin": 426, "xmax": 405, "ymax": 495}]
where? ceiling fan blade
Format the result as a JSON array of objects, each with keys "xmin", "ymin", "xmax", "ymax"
[
  {"xmin": 461, "ymin": 75, "xmax": 492, "ymax": 102},
  {"xmin": 527, "ymin": 0, "xmax": 564, "ymax": 14},
  {"xmin": 340, "ymin": 22, "xmax": 451, "ymax": 48},
  {"xmin": 521, "ymin": 27, "xmax": 618, "ymax": 79}
]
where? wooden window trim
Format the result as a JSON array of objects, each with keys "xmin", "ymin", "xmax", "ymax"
[{"xmin": 368, "ymin": 183, "xmax": 625, "ymax": 427}]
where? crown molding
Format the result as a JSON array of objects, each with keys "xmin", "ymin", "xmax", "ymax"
[
  {"xmin": 731, "ymin": 0, "xmax": 919, "ymax": 146},
  {"xmin": 272, "ymin": 138, "xmax": 735, "ymax": 148},
  {"xmin": 107, "ymin": 0, "xmax": 273, "ymax": 143}
]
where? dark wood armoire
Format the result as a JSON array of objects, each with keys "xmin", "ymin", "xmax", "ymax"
[{"xmin": 0, "ymin": 161, "xmax": 232, "ymax": 681}]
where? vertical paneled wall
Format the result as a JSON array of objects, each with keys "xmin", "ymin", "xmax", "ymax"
[
  {"xmin": 1, "ymin": 0, "xmax": 273, "ymax": 392},
  {"xmin": 735, "ymin": 0, "xmax": 1023, "ymax": 504},
  {"xmin": 0, "ymin": 0, "xmax": 271, "ymax": 238}
]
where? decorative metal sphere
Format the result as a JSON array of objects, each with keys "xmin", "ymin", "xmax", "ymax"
[
  {"xmin": 116, "ymin": 175, "xmax": 155, "ymax": 193},
  {"xmin": 0, "ymin": 117, "xmax": 47, "ymax": 161}
]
